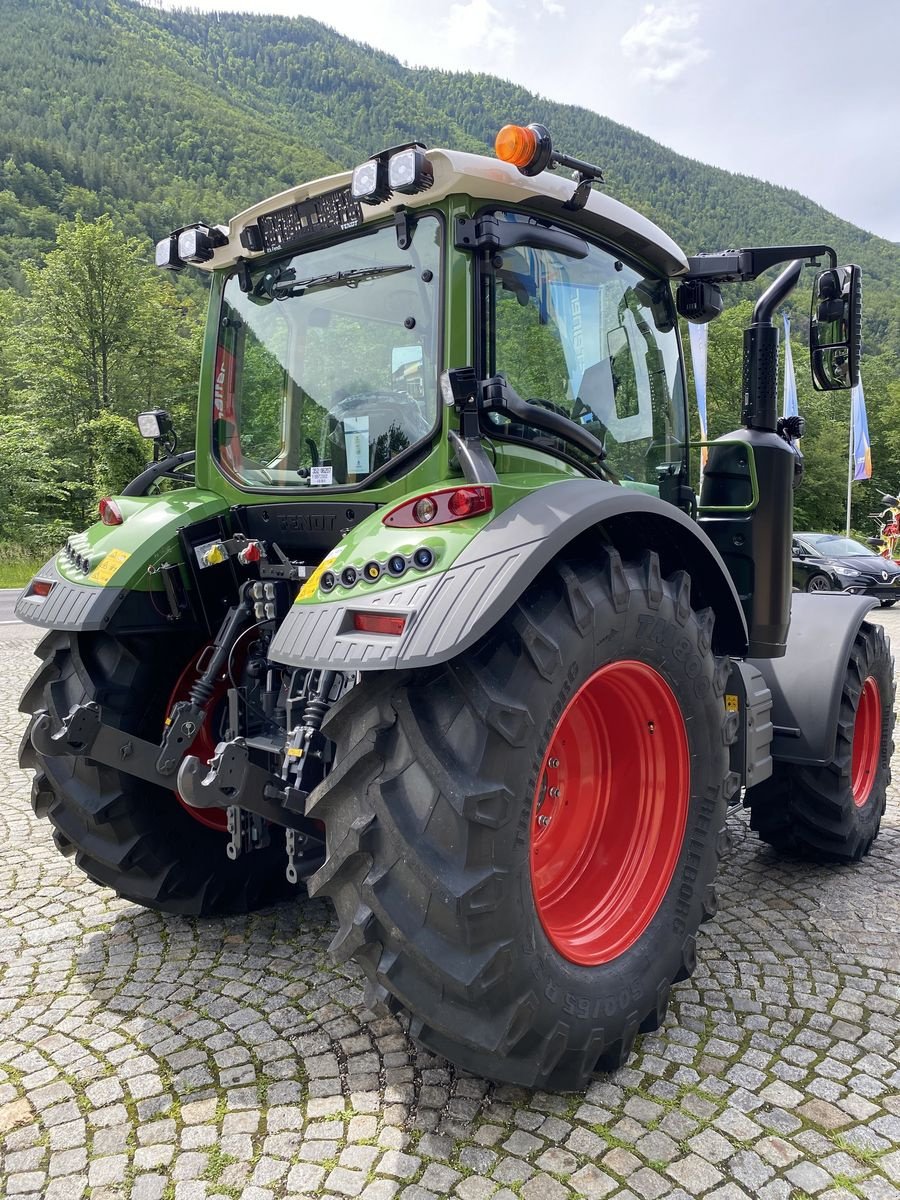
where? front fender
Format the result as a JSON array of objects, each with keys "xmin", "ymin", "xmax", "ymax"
[
  {"xmin": 268, "ymin": 479, "xmax": 749, "ymax": 671},
  {"xmin": 748, "ymin": 592, "xmax": 878, "ymax": 766}
]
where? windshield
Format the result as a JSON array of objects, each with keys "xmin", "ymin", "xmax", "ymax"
[
  {"xmin": 482, "ymin": 212, "xmax": 685, "ymax": 484},
  {"xmin": 804, "ymin": 534, "xmax": 875, "ymax": 557},
  {"xmin": 214, "ymin": 215, "xmax": 442, "ymax": 489}
]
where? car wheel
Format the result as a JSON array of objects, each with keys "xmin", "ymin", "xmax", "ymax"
[{"xmin": 805, "ymin": 573, "xmax": 832, "ymax": 593}]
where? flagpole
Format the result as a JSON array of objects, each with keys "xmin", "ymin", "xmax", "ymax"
[{"xmin": 846, "ymin": 399, "xmax": 854, "ymax": 537}]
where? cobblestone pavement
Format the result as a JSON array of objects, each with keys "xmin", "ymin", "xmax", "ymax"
[{"xmin": 2, "ymin": 616, "xmax": 900, "ymax": 1200}]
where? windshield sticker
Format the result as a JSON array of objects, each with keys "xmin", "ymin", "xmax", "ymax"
[
  {"xmin": 310, "ymin": 465, "xmax": 333, "ymax": 486},
  {"xmin": 343, "ymin": 416, "xmax": 370, "ymax": 476}
]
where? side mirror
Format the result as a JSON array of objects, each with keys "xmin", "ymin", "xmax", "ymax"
[{"xmin": 809, "ymin": 264, "xmax": 861, "ymax": 390}]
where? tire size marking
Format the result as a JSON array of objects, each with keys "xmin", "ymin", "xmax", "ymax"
[
  {"xmin": 636, "ymin": 614, "xmax": 710, "ymax": 697},
  {"xmin": 544, "ymin": 978, "xmax": 642, "ymax": 1020},
  {"xmin": 671, "ymin": 794, "xmax": 716, "ymax": 935}
]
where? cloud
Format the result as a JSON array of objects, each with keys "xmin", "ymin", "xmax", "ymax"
[
  {"xmin": 444, "ymin": 0, "xmax": 519, "ymax": 64},
  {"xmin": 539, "ymin": 0, "xmax": 565, "ymax": 16},
  {"xmin": 620, "ymin": 2, "xmax": 709, "ymax": 86}
]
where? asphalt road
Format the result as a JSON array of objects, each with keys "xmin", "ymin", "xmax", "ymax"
[
  {"xmin": 0, "ymin": 588, "xmax": 21, "ymax": 624},
  {"xmin": 2, "ymin": 611, "xmax": 900, "ymax": 1200}
]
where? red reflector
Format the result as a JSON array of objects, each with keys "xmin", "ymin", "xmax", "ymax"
[
  {"xmin": 31, "ymin": 579, "xmax": 54, "ymax": 597},
  {"xmin": 383, "ymin": 486, "xmax": 493, "ymax": 527},
  {"xmin": 98, "ymin": 497, "xmax": 124, "ymax": 526},
  {"xmin": 352, "ymin": 612, "xmax": 406, "ymax": 636}
]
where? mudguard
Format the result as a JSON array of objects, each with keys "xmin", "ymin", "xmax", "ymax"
[
  {"xmin": 268, "ymin": 478, "xmax": 749, "ymax": 671},
  {"xmin": 15, "ymin": 488, "xmax": 228, "ymax": 633},
  {"xmin": 747, "ymin": 592, "xmax": 878, "ymax": 766}
]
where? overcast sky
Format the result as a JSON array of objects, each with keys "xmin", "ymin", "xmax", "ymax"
[{"xmin": 158, "ymin": 0, "xmax": 900, "ymax": 242}]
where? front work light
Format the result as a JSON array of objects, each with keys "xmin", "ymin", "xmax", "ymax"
[
  {"xmin": 155, "ymin": 223, "xmax": 226, "ymax": 270},
  {"xmin": 351, "ymin": 159, "xmax": 391, "ymax": 205},
  {"xmin": 155, "ymin": 234, "xmax": 183, "ymax": 271},
  {"xmin": 388, "ymin": 147, "xmax": 434, "ymax": 195},
  {"xmin": 351, "ymin": 142, "xmax": 433, "ymax": 205}
]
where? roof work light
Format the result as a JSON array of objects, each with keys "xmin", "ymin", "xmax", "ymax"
[
  {"xmin": 350, "ymin": 143, "xmax": 433, "ymax": 205},
  {"xmin": 155, "ymin": 223, "xmax": 227, "ymax": 270}
]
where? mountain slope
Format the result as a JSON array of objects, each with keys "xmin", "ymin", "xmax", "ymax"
[{"xmin": 0, "ymin": 0, "xmax": 898, "ymax": 354}]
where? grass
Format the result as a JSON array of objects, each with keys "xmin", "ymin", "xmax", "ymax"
[{"xmin": 0, "ymin": 543, "xmax": 45, "ymax": 587}]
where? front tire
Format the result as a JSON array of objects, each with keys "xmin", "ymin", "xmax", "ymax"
[
  {"xmin": 19, "ymin": 631, "xmax": 297, "ymax": 915},
  {"xmin": 806, "ymin": 572, "xmax": 832, "ymax": 593},
  {"xmin": 746, "ymin": 621, "xmax": 893, "ymax": 861},
  {"xmin": 307, "ymin": 550, "xmax": 735, "ymax": 1090}
]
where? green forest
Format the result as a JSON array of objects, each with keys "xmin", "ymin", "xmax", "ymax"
[{"xmin": 1, "ymin": 0, "xmax": 899, "ymax": 582}]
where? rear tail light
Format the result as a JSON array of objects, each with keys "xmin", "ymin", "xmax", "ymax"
[
  {"xmin": 352, "ymin": 613, "xmax": 406, "ymax": 636},
  {"xmin": 99, "ymin": 497, "xmax": 124, "ymax": 526},
  {"xmin": 30, "ymin": 579, "xmax": 55, "ymax": 598},
  {"xmin": 383, "ymin": 486, "xmax": 492, "ymax": 528}
]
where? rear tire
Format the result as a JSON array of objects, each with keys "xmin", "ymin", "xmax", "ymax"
[
  {"xmin": 306, "ymin": 550, "xmax": 735, "ymax": 1090},
  {"xmin": 19, "ymin": 630, "xmax": 297, "ymax": 915},
  {"xmin": 746, "ymin": 621, "xmax": 894, "ymax": 862}
]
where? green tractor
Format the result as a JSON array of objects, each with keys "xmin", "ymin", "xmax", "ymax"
[{"xmin": 18, "ymin": 124, "xmax": 893, "ymax": 1090}]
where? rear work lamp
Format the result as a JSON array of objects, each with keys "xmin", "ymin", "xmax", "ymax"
[
  {"xmin": 494, "ymin": 123, "xmax": 604, "ymax": 211},
  {"xmin": 137, "ymin": 409, "xmax": 175, "ymax": 444}
]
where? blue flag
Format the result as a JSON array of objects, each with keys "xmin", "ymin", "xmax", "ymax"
[
  {"xmin": 687, "ymin": 322, "xmax": 708, "ymax": 466},
  {"xmin": 852, "ymin": 378, "xmax": 872, "ymax": 481},
  {"xmin": 782, "ymin": 313, "xmax": 798, "ymax": 419}
]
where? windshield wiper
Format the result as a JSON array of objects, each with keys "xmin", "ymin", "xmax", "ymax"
[{"xmin": 261, "ymin": 263, "xmax": 413, "ymax": 301}]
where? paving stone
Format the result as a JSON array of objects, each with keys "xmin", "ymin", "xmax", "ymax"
[
  {"xmin": 666, "ymin": 1154, "xmax": 724, "ymax": 1192},
  {"xmin": 3, "ymin": 620, "xmax": 900, "ymax": 1200}
]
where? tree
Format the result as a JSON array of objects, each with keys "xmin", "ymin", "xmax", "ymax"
[{"xmin": 9, "ymin": 215, "xmax": 200, "ymax": 527}]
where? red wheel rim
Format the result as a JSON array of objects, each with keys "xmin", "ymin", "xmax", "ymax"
[
  {"xmin": 165, "ymin": 647, "xmax": 230, "ymax": 832},
  {"xmin": 851, "ymin": 676, "xmax": 882, "ymax": 808},
  {"xmin": 530, "ymin": 661, "xmax": 690, "ymax": 966}
]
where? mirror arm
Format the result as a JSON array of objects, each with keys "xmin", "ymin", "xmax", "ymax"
[
  {"xmin": 742, "ymin": 259, "xmax": 803, "ymax": 432},
  {"xmin": 685, "ymin": 244, "xmax": 836, "ymax": 284}
]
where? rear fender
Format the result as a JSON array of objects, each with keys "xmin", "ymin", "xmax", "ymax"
[
  {"xmin": 748, "ymin": 593, "xmax": 878, "ymax": 766},
  {"xmin": 268, "ymin": 479, "xmax": 749, "ymax": 671}
]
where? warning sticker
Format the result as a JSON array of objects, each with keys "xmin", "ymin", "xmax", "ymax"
[
  {"xmin": 724, "ymin": 694, "xmax": 739, "ymax": 713},
  {"xmin": 89, "ymin": 548, "xmax": 131, "ymax": 585},
  {"xmin": 310, "ymin": 465, "xmax": 333, "ymax": 486}
]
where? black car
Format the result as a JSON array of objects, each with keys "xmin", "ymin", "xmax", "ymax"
[{"xmin": 792, "ymin": 532, "xmax": 900, "ymax": 604}]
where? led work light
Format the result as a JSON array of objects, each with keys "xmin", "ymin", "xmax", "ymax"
[
  {"xmin": 351, "ymin": 159, "xmax": 391, "ymax": 205},
  {"xmin": 388, "ymin": 147, "xmax": 434, "ymax": 195},
  {"xmin": 350, "ymin": 143, "xmax": 434, "ymax": 205},
  {"xmin": 137, "ymin": 409, "xmax": 175, "ymax": 444},
  {"xmin": 155, "ymin": 223, "xmax": 227, "ymax": 270}
]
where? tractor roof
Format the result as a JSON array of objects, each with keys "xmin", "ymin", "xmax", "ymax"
[{"xmin": 203, "ymin": 149, "xmax": 689, "ymax": 279}]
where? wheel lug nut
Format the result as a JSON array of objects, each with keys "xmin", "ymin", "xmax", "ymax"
[
  {"xmin": 549, "ymin": 757, "xmax": 560, "ymax": 768},
  {"xmin": 549, "ymin": 787, "xmax": 560, "ymax": 798},
  {"xmin": 538, "ymin": 815, "xmax": 551, "ymax": 827}
]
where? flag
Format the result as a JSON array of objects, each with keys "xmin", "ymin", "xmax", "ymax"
[
  {"xmin": 687, "ymin": 322, "xmax": 708, "ymax": 467},
  {"xmin": 782, "ymin": 313, "xmax": 798, "ymax": 420},
  {"xmin": 852, "ymin": 377, "xmax": 872, "ymax": 481}
]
